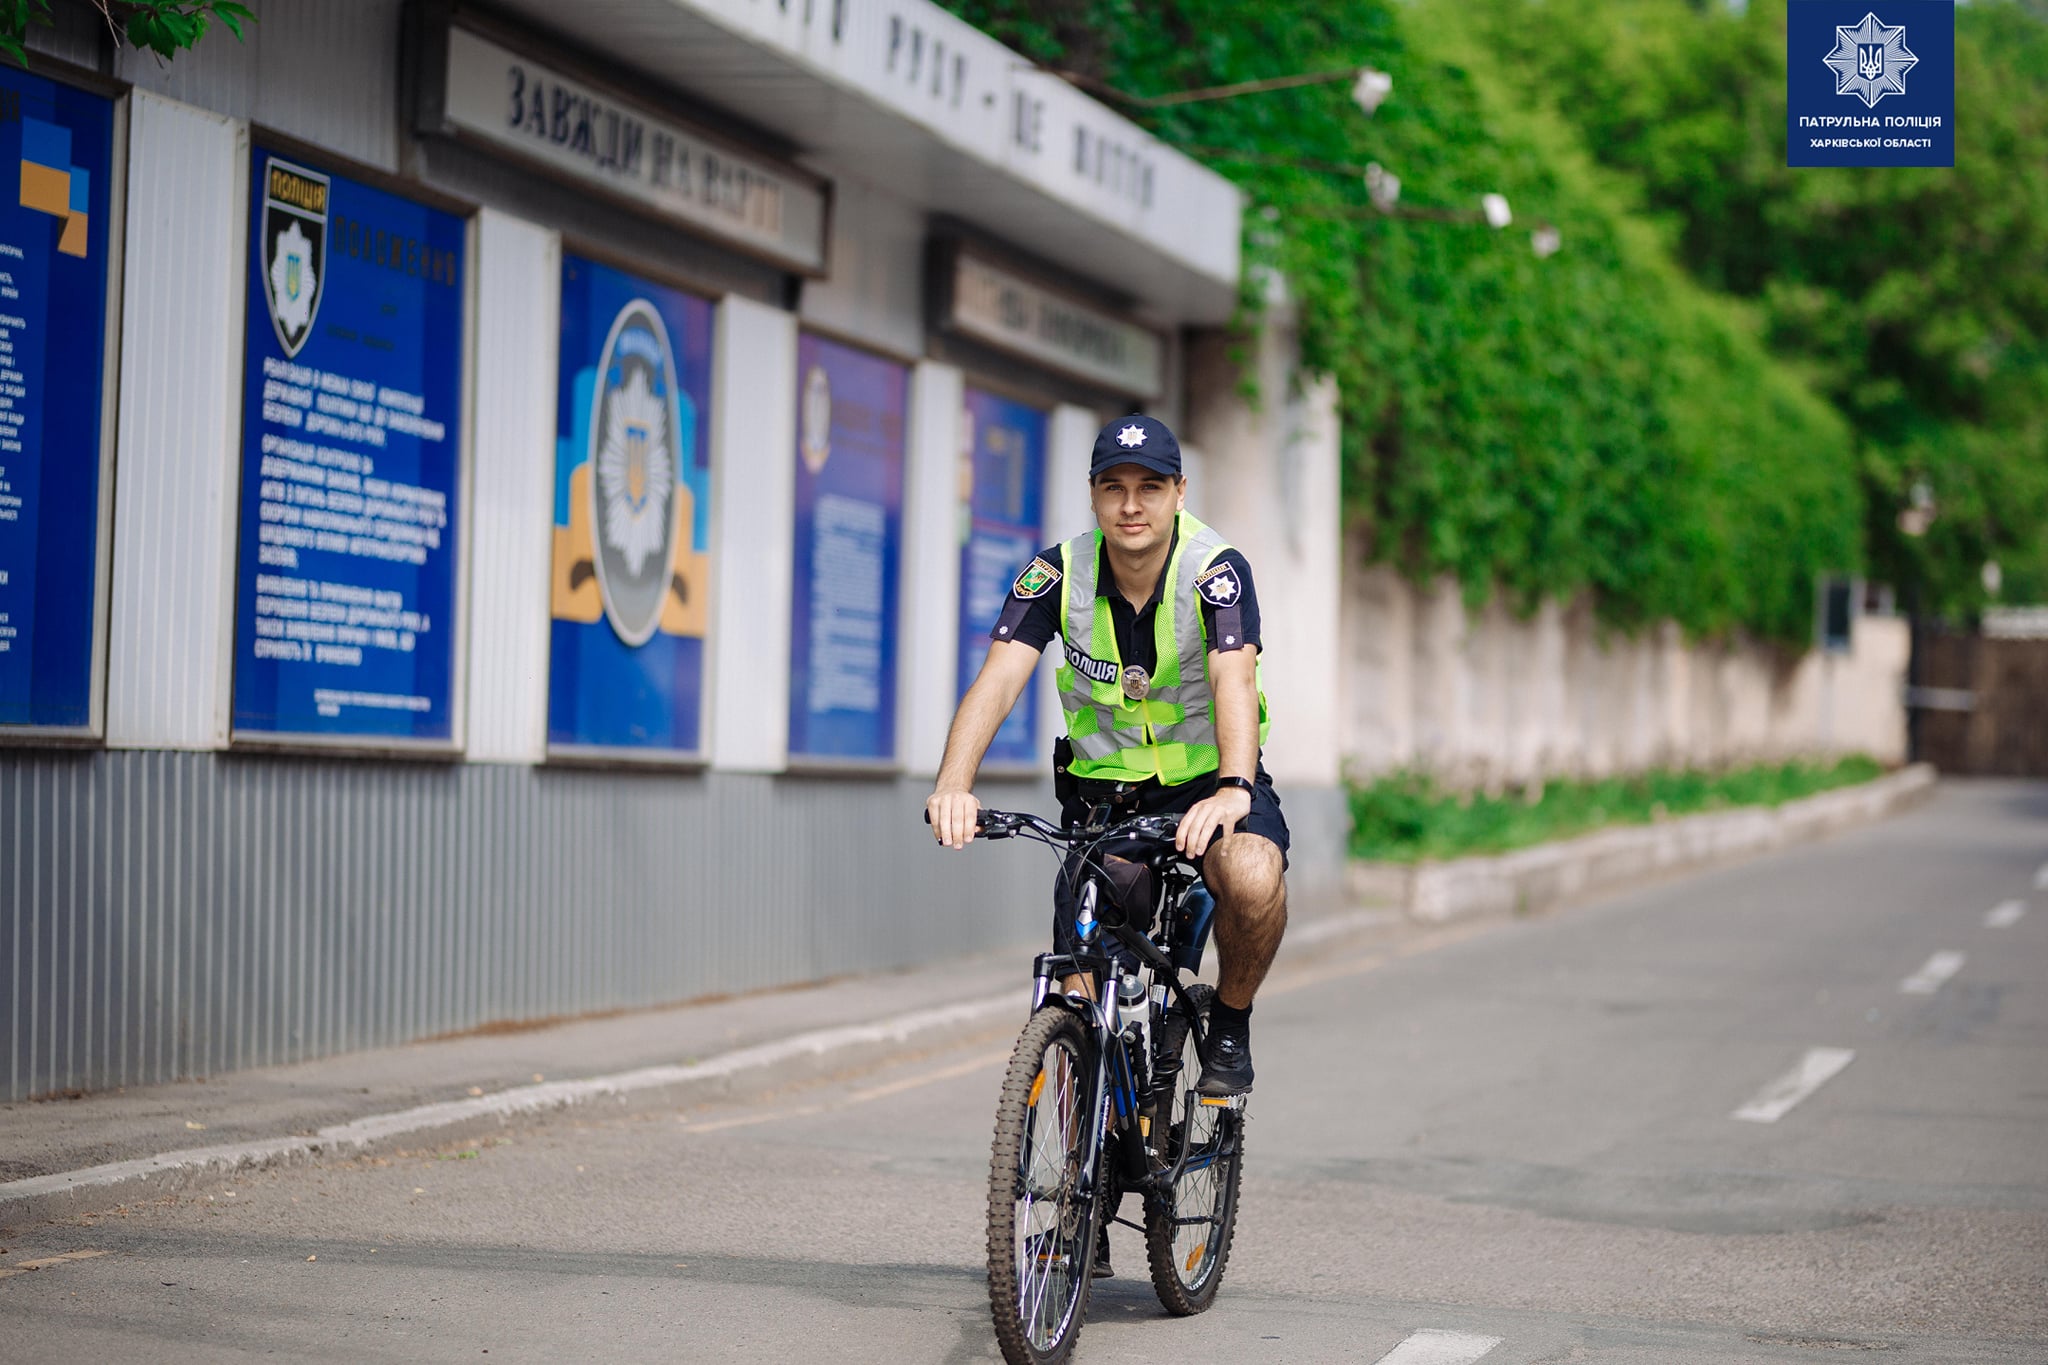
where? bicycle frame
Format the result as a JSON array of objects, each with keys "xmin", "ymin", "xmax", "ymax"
[{"xmin": 1016, "ymin": 831, "xmax": 1234, "ymax": 1206}]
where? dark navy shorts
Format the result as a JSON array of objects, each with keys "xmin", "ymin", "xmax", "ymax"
[{"xmin": 1052, "ymin": 765, "xmax": 1289, "ymax": 956}]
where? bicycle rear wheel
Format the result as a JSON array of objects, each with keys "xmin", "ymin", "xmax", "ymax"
[
  {"xmin": 987, "ymin": 1005, "xmax": 1101, "ymax": 1365},
  {"xmin": 1145, "ymin": 983, "xmax": 1245, "ymax": 1315}
]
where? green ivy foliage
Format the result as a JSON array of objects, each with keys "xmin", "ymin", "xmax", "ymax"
[
  {"xmin": 942, "ymin": 0, "xmax": 1867, "ymax": 643},
  {"xmin": 1453, "ymin": 0, "xmax": 2048, "ymax": 619}
]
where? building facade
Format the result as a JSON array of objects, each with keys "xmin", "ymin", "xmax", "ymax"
[{"xmin": 1, "ymin": 0, "xmax": 1346, "ymax": 1101}]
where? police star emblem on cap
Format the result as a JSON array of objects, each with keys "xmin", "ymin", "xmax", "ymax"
[{"xmin": 1116, "ymin": 423, "xmax": 1147, "ymax": 448}]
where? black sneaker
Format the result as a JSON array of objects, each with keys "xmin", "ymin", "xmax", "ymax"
[
  {"xmin": 1092, "ymin": 1224, "xmax": 1113, "ymax": 1278},
  {"xmin": 1197, "ymin": 1028, "xmax": 1254, "ymax": 1096}
]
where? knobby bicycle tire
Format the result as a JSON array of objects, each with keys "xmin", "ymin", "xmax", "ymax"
[
  {"xmin": 1145, "ymin": 983, "xmax": 1245, "ymax": 1315},
  {"xmin": 987, "ymin": 1005, "xmax": 1101, "ymax": 1365}
]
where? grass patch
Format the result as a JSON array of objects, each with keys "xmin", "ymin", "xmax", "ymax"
[{"xmin": 1349, "ymin": 755, "xmax": 1886, "ymax": 863}]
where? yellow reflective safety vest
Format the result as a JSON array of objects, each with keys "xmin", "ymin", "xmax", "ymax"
[{"xmin": 1054, "ymin": 511, "xmax": 1269, "ymax": 785}]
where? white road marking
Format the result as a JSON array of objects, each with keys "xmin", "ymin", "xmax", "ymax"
[
  {"xmin": 680, "ymin": 1104, "xmax": 824, "ymax": 1136},
  {"xmin": 1900, "ymin": 950, "xmax": 1966, "ymax": 995},
  {"xmin": 0, "ymin": 1249, "xmax": 110, "ymax": 1281},
  {"xmin": 2035, "ymin": 862, "xmax": 2048, "ymax": 890},
  {"xmin": 1372, "ymin": 1329, "xmax": 1504, "ymax": 1365},
  {"xmin": 1732, "ymin": 1047, "xmax": 1856, "ymax": 1123},
  {"xmin": 844, "ymin": 1047, "xmax": 1011, "ymax": 1103},
  {"xmin": 1986, "ymin": 900, "xmax": 2027, "ymax": 929}
]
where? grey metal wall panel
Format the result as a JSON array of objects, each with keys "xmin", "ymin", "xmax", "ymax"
[
  {"xmin": 25, "ymin": 6, "xmax": 104, "ymax": 70},
  {"xmin": 118, "ymin": 0, "xmax": 403, "ymax": 174},
  {"xmin": 106, "ymin": 93, "xmax": 244, "ymax": 750},
  {"xmin": 1, "ymin": 751, "xmax": 1068, "ymax": 1100}
]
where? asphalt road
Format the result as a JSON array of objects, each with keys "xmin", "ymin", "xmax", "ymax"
[{"xmin": 3, "ymin": 780, "xmax": 2045, "ymax": 1364}]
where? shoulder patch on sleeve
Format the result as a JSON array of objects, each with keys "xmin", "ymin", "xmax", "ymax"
[
  {"xmin": 1013, "ymin": 557, "xmax": 1061, "ymax": 600},
  {"xmin": 1195, "ymin": 560, "xmax": 1243, "ymax": 608}
]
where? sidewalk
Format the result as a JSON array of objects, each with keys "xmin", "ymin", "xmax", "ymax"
[{"xmin": 0, "ymin": 906, "xmax": 1409, "ymax": 1227}]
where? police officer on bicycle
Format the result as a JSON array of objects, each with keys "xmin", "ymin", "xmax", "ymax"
[{"xmin": 926, "ymin": 413, "xmax": 1287, "ymax": 1097}]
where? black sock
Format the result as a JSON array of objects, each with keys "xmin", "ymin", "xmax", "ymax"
[{"xmin": 1211, "ymin": 999, "xmax": 1252, "ymax": 1040}]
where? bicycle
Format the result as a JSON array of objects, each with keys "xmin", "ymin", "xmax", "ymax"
[{"xmin": 945, "ymin": 805, "xmax": 1248, "ymax": 1365}]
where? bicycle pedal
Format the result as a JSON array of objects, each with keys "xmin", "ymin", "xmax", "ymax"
[{"xmin": 1196, "ymin": 1093, "xmax": 1247, "ymax": 1110}]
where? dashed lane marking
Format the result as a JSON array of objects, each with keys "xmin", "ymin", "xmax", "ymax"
[
  {"xmin": 680, "ymin": 1104, "xmax": 825, "ymax": 1136},
  {"xmin": 1986, "ymin": 900, "xmax": 2027, "ymax": 929},
  {"xmin": 680, "ymin": 1047, "xmax": 1012, "ymax": 1135},
  {"xmin": 845, "ymin": 1047, "xmax": 1013, "ymax": 1104},
  {"xmin": 1732, "ymin": 1047, "xmax": 1856, "ymax": 1124},
  {"xmin": 1900, "ymin": 950, "xmax": 1966, "ymax": 995},
  {"xmin": 0, "ymin": 1249, "xmax": 110, "ymax": 1281},
  {"xmin": 2036, "ymin": 862, "xmax": 2048, "ymax": 891},
  {"xmin": 1371, "ymin": 1328, "xmax": 1504, "ymax": 1365}
]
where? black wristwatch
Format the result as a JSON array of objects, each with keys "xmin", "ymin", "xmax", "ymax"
[{"xmin": 1214, "ymin": 775, "xmax": 1255, "ymax": 797}]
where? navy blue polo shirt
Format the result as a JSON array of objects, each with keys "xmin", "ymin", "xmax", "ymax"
[{"xmin": 988, "ymin": 526, "xmax": 1261, "ymax": 671}]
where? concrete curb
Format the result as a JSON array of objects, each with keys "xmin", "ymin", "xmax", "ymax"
[
  {"xmin": 1347, "ymin": 764, "xmax": 1938, "ymax": 924},
  {"xmin": 0, "ymin": 994, "xmax": 1020, "ymax": 1228},
  {"xmin": 0, "ymin": 903, "xmax": 1412, "ymax": 1229}
]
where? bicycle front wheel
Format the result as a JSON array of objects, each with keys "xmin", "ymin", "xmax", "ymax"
[
  {"xmin": 1145, "ymin": 983, "xmax": 1245, "ymax": 1315},
  {"xmin": 987, "ymin": 1005, "xmax": 1100, "ymax": 1365}
]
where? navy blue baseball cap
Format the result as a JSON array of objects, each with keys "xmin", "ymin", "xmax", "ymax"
[{"xmin": 1089, "ymin": 414, "xmax": 1182, "ymax": 480}]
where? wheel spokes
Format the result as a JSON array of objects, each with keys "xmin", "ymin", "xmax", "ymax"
[{"xmin": 1013, "ymin": 1039, "xmax": 1086, "ymax": 1349}]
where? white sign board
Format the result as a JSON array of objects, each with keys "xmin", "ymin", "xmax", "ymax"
[
  {"xmin": 947, "ymin": 250, "xmax": 1163, "ymax": 398},
  {"xmin": 438, "ymin": 25, "xmax": 830, "ymax": 274}
]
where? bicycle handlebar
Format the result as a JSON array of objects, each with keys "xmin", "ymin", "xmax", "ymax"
[{"xmin": 924, "ymin": 805, "xmax": 1182, "ymax": 844}]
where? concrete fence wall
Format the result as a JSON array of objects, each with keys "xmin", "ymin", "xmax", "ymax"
[{"xmin": 1340, "ymin": 543, "xmax": 1910, "ymax": 787}]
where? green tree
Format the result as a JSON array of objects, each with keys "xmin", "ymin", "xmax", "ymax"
[
  {"xmin": 1445, "ymin": 0, "xmax": 2048, "ymax": 618},
  {"xmin": 3, "ymin": 0, "xmax": 253, "ymax": 66},
  {"xmin": 944, "ymin": 0, "xmax": 1862, "ymax": 644}
]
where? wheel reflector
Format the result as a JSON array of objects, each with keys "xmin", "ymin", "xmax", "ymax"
[
  {"xmin": 1185, "ymin": 1243, "xmax": 1206, "ymax": 1271},
  {"xmin": 1029, "ymin": 1071, "xmax": 1046, "ymax": 1106}
]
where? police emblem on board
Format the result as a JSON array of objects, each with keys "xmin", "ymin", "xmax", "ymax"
[
  {"xmin": 589, "ymin": 299, "xmax": 682, "ymax": 647},
  {"xmin": 1013, "ymin": 557, "xmax": 1060, "ymax": 599},
  {"xmin": 261, "ymin": 157, "xmax": 330, "ymax": 359},
  {"xmin": 800, "ymin": 364, "xmax": 833, "ymax": 474},
  {"xmin": 1196, "ymin": 562, "xmax": 1243, "ymax": 608},
  {"xmin": 1824, "ymin": 11, "xmax": 1918, "ymax": 107}
]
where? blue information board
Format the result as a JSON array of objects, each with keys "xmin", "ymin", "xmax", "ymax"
[
  {"xmin": 788, "ymin": 333, "xmax": 905, "ymax": 761},
  {"xmin": 0, "ymin": 70, "xmax": 116, "ymax": 732},
  {"xmin": 958, "ymin": 387, "xmax": 1045, "ymax": 765},
  {"xmin": 548, "ymin": 254, "xmax": 714, "ymax": 754},
  {"xmin": 231, "ymin": 150, "xmax": 467, "ymax": 743}
]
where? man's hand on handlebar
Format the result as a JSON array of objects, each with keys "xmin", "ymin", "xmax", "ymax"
[{"xmin": 926, "ymin": 788, "xmax": 983, "ymax": 849}]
